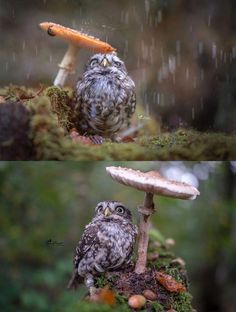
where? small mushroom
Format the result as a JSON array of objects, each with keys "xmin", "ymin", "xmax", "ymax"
[
  {"xmin": 39, "ymin": 22, "xmax": 116, "ymax": 87},
  {"xmin": 106, "ymin": 166, "xmax": 200, "ymax": 274}
]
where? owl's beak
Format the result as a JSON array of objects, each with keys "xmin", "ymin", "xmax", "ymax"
[
  {"xmin": 101, "ymin": 58, "xmax": 108, "ymax": 67},
  {"xmin": 104, "ymin": 207, "xmax": 111, "ymax": 217}
]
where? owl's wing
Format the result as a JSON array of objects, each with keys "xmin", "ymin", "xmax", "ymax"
[
  {"xmin": 126, "ymin": 89, "xmax": 136, "ymax": 118},
  {"xmin": 74, "ymin": 223, "xmax": 100, "ymax": 267},
  {"xmin": 67, "ymin": 222, "xmax": 100, "ymax": 289}
]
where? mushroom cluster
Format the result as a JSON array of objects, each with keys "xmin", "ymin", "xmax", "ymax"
[
  {"xmin": 106, "ymin": 166, "xmax": 200, "ymax": 274},
  {"xmin": 40, "ymin": 22, "xmax": 116, "ymax": 86}
]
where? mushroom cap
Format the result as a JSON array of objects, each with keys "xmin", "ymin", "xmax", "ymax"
[
  {"xmin": 106, "ymin": 166, "xmax": 200, "ymax": 200},
  {"xmin": 39, "ymin": 22, "xmax": 116, "ymax": 53}
]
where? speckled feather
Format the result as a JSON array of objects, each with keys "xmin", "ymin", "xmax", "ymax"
[
  {"xmin": 74, "ymin": 53, "xmax": 136, "ymax": 137},
  {"xmin": 68, "ymin": 201, "xmax": 137, "ymax": 289}
]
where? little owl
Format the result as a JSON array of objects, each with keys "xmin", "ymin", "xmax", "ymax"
[
  {"xmin": 74, "ymin": 53, "xmax": 136, "ymax": 138},
  {"xmin": 67, "ymin": 201, "xmax": 137, "ymax": 293}
]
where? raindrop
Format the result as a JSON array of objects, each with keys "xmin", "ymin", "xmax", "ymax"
[
  {"xmin": 157, "ymin": 10, "xmax": 162, "ymax": 23},
  {"xmin": 193, "ymin": 77, "xmax": 197, "ymax": 89},
  {"xmin": 200, "ymin": 97, "xmax": 204, "ymax": 110},
  {"xmin": 224, "ymin": 52, "xmax": 227, "ymax": 63},
  {"xmin": 43, "ymin": 0, "xmax": 47, "ymax": 5},
  {"xmin": 208, "ymin": 15, "xmax": 212, "ymax": 27},
  {"xmin": 35, "ymin": 45, "xmax": 38, "ymax": 56},
  {"xmin": 212, "ymin": 43, "xmax": 217, "ymax": 59},
  {"xmin": 137, "ymin": 55, "xmax": 140, "ymax": 68},
  {"xmin": 153, "ymin": 91, "xmax": 156, "ymax": 104},
  {"xmin": 120, "ymin": 10, "xmax": 124, "ymax": 23},
  {"xmin": 176, "ymin": 40, "xmax": 181, "ymax": 53},
  {"xmin": 49, "ymin": 54, "xmax": 53, "ymax": 63},
  {"xmin": 186, "ymin": 67, "xmax": 189, "ymax": 80},
  {"xmin": 172, "ymin": 74, "xmax": 176, "ymax": 84},
  {"xmin": 220, "ymin": 49, "xmax": 224, "ymax": 63},
  {"xmin": 157, "ymin": 93, "xmax": 160, "ymax": 105},
  {"xmin": 232, "ymin": 46, "xmax": 236, "ymax": 59},
  {"xmin": 12, "ymin": 8, "xmax": 15, "ymax": 18},
  {"xmin": 5, "ymin": 62, "xmax": 9, "ymax": 72},
  {"xmin": 141, "ymin": 23, "xmax": 144, "ymax": 33},
  {"xmin": 149, "ymin": 16, "xmax": 153, "ymax": 27},
  {"xmin": 72, "ymin": 20, "xmax": 77, "ymax": 28},
  {"xmin": 192, "ymin": 107, "xmax": 195, "ymax": 120},
  {"xmin": 27, "ymin": 72, "xmax": 31, "ymax": 80},
  {"xmin": 154, "ymin": 17, "xmax": 158, "ymax": 27},
  {"xmin": 198, "ymin": 41, "xmax": 203, "ymax": 55},
  {"xmin": 22, "ymin": 40, "xmax": 26, "ymax": 50},
  {"xmin": 161, "ymin": 93, "xmax": 165, "ymax": 106},
  {"xmin": 12, "ymin": 52, "xmax": 16, "ymax": 63},
  {"xmin": 125, "ymin": 12, "xmax": 129, "ymax": 25},
  {"xmin": 145, "ymin": 0, "xmax": 150, "ymax": 17},
  {"xmin": 168, "ymin": 55, "xmax": 176, "ymax": 73},
  {"xmin": 145, "ymin": 102, "xmax": 150, "ymax": 116},
  {"xmin": 200, "ymin": 69, "xmax": 204, "ymax": 81},
  {"xmin": 172, "ymin": 94, "xmax": 176, "ymax": 105}
]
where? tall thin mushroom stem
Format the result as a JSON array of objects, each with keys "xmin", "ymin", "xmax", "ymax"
[
  {"xmin": 135, "ymin": 192, "xmax": 155, "ymax": 274},
  {"xmin": 54, "ymin": 44, "xmax": 79, "ymax": 87}
]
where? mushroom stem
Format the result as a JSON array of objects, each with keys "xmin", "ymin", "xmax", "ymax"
[
  {"xmin": 135, "ymin": 192, "xmax": 154, "ymax": 274},
  {"xmin": 54, "ymin": 44, "xmax": 79, "ymax": 87}
]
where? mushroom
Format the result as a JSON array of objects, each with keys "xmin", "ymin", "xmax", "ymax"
[
  {"xmin": 106, "ymin": 166, "xmax": 200, "ymax": 274},
  {"xmin": 39, "ymin": 22, "xmax": 116, "ymax": 87}
]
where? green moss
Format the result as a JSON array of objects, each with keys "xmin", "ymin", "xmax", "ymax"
[
  {"xmin": 1, "ymin": 85, "xmax": 235, "ymax": 160},
  {"xmin": 27, "ymin": 96, "xmax": 76, "ymax": 160},
  {"xmin": 149, "ymin": 301, "xmax": 165, "ymax": 312},
  {"xmin": 45, "ymin": 86, "xmax": 73, "ymax": 130},
  {"xmin": 170, "ymin": 292, "xmax": 193, "ymax": 312}
]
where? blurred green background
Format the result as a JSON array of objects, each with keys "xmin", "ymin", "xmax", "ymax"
[
  {"xmin": 0, "ymin": 161, "xmax": 236, "ymax": 312},
  {"xmin": 0, "ymin": 0, "xmax": 235, "ymax": 132}
]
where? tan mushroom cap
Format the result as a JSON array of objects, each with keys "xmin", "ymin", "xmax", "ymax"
[
  {"xmin": 106, "ymin": 166, "xmax": 200, "ymax": 200},
  {"xmin": 40, "ymin": 22, "xmax": 116, "ymax": 53}
]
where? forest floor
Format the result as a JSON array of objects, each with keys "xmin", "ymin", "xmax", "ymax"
[{"xmin": 0, "ymin": 85, "xmax": 235, "ymax": 160}]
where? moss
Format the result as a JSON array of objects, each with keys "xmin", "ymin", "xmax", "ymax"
[
  {"xmin": 1, "ymin": 85, "xmax": 236, "ymax": 160},
  {"xmin": 170, "ymin": 292, "xmax": 193, "ymax": 312},
  {"xmin": 27, "ymin": 96, "xmax": 76, "ymax": 160},
  {"xmin": 45, "ymin": 86, "xmax": 73, "ymax": 130},
  {"xmin": 149, "ymin": 301, "xmax": 165, "ymax": 312}
]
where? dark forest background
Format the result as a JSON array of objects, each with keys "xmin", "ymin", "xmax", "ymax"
[
  {"xmin": 0, "ymin": 0, "xmax": 235, "ymax": 132},
  {"xmin": 0, "ymin": 161, "xmax": 236, "ymax": 312}
]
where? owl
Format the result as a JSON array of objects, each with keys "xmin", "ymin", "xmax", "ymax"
[
  {"xmin": 74, "ymin": 53, "xmax": 136, "ymax": 138},
  {"xmin": 67, "ymin": 201, "xmax": 137, "ymax": 293}
]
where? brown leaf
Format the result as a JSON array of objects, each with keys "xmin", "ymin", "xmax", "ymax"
[
  {"xmin": 98, "ymin": 286, "xmax": 116, "ymax": 306},
  {"xmin": 156, "ymin": 271, "xmax": 186, "ymax": 293}
]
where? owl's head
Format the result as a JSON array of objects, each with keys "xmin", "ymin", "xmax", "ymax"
[
  {"xmin": 86, "ymin": 53, "xmax": 127, "ymax": 74},
  {"xmin": 94, "ymin": 200, "xmax": 133, "ymax": 221}
]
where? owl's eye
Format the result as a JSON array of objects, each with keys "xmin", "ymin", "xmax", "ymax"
[
  {"xmin": 90, "ymin": 59, "xmax": 98, "ymax": 66},
  {"xmin": 97, "ymin": 205, "xmax": 103, "ymax": 213},
  {"xmin": 115, "ymin": 205, "xmax": 125, "ymax": 214}
]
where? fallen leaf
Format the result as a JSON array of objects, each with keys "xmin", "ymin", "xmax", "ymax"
[
  {"xmin": 156, "ymin": 272, "xmax": 186, "ymax": 293},
  {"xmin": 91, "ymin": 286, "xmax": 116, "ymax": 306}
]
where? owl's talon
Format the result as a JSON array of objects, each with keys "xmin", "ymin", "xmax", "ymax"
[{"xmin": 90, "ymin": 135, "xmax": 105, "ymax": 145}]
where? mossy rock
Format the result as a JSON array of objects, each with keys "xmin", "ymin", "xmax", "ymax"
[{"xmin": 0, "ymin": 85, "xmax": 235, "ymax": 160}]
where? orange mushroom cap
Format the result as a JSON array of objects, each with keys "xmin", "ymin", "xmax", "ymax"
[{"xmin": 39, "ymin": 22, "xmax": 116, "ymax": 53}]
